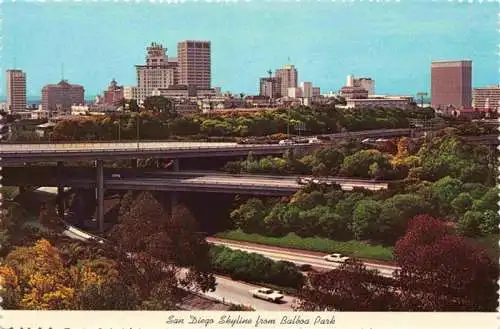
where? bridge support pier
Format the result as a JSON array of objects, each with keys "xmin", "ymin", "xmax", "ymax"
[
  {"xmin": 56, "ymin": 161, "xmax": 65, "ymax": 219},
  {"xmin": 95, "ymin": 159, "xmax": 104, "ymax": 233},
  {"xmin": 169, "ymin": 159, "xmax": 179, "ymax": 217}
]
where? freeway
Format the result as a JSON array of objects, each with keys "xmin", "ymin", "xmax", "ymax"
[
  {"xmin": 6, "ymin": 171, "xmax": 389, "ymax": 194},
  {"xmin": 208, "ymin": 238, "xmax": 397, "ymax": 278}
]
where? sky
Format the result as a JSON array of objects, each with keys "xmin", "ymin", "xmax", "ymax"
[{"xmin": 1, "ymin": 0, "xmax": 498, "ymax": 98}]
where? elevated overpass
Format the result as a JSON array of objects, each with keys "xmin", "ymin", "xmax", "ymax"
[
  {"xmin": 0, "ymin": 141, "xmax": 312, "ymax": 165},
  {"xmin": 3, "ymin": 167, "xmax": 388, "ymax": 195}
]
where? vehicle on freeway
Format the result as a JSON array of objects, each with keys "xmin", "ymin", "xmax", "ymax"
[
  {"xmin": 308, "ymin": 137, "xmax": 322, "ymax": 144},
  {"xmin": 296, "ymin": 177, "xmax": 312, "ymax": 184},
  {"xmin": 278, "ymin": 139, "xmax": 294, "ymax": 145},
  {"xmin": 111, "ymin": 174, "xmax": 121, "ymax": 178},
  {"xmin": 250, "ymin": 288, "xmax": 284, "ymax": 303},
  {"xmin": 323, "ymin": 253, "xmax": 350, "ymax": 263}
]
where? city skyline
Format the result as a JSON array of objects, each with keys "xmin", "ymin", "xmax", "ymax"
[{"xmin": 1, "ymin": 1, "xmax": 497, "ymax": 98}]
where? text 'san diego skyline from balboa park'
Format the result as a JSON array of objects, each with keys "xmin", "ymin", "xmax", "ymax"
[{"xmin": 2, "ymin": 1, "xmax": 497, "ymax": 97}]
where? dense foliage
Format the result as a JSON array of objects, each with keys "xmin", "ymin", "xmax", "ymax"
[
  {"xmin": 229, "ymin": 132, "xmax": 498, "ymax": 245},
  {"xmin": 0, "ymin": 193, "xmax": 217, "ymax": 310},
  {"xmin": 210, "ymin": 245, "xmax": 304, "ymax": 289},
  {"xmin": 43, "ymin": 105, "xmax": 412, "ymax": 141},
  {"xmin": 294, "ymin": 215, "xmax": 498, "ymax": 311}
]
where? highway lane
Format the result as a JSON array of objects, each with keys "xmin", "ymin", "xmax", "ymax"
[
  {"xmin": 208, "ymin": 238, "xmax": 397, "ymax": 278},
  {"xmin": 204, "ymin": 276, "xmax": 294, "ymax": 311}
]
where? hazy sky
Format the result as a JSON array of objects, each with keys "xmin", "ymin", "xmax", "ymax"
[{"xmin": 1, "ymin": 0, "xmax": 498, "ymax": 98}]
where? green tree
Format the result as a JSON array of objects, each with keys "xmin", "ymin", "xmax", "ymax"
[
  {"xmin": 230, "ymin": 198, "xmax": 267, "ymax": 233},
  {"xmin": 352, "ymin": 199, "xmax": 383, "ymax": 241},
  {"xmin": 450, "ymin": 192, "xmax": 474, "ymax": 218},
  {"xmin": 143, "ymin": 96, "xmax": 175, "ymax": 115}
]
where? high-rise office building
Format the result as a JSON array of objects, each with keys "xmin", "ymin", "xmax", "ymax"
[
  {"xmin": 353, "ymin": 77, "xmax": 375, "ymax": 96},
  {"xmin": 259, "ymin": 77, "xmax": 280, "ymax": 99},
  {"xmin": 431, "ymin": 60, "xmax": 472, "ymax": 109},
  {"xmin": 473, "ymin": 85, "xmax": 500, "ymax": 111},
  {"xmin": 300, "ymin": 82, "xmax": 313, "ymax": 98},
  {"xmin": 135, "ymin": 42, "xmax": 176, "ymax": 102},
  {"xmin": 41, "ymin": 80, "xmax": 84, "ymax": 112},
  {"xmin": 275, "ymin": 64, "xmax": 298, "ymax": 98},
  {"xmin": 102, "ymin": 79, "xmax": 124, "ymax": 106},
  {"xmin": 6, "ymin": 69, "xmax": 27, "ymax": 113},
  {"xmin": 177, "ymin": 40, "xmax": 211, "ymax": 89}
]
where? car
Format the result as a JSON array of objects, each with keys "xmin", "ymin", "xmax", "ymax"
[
  {"xmin": 308, "ymin": 137, "xmax": 322, "ymax": 144},
  {"xmin": 111, "ymin": 174, "xmax": 121, "ymax": 178},
  {"xmin": 278, "ymin": 139, "xmax": 294, "ymax": 145},
  {"xmin": 323, "ymin": 253, "xmax": 350, "ymax": 263},
  {"xmin": 250, "ymin": 288, "xmax": 284, "ymax": 303},
  {"xmin": 297, "ymin": 177, "xmax": 312, "ymax": 185}
]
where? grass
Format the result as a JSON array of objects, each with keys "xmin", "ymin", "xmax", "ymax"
[{"xmin": 215, "ymin": 229, "xmax": 394, "ymax": 261}]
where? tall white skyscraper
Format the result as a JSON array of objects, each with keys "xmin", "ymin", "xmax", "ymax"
[{"xmin": 6, "ymin": 69, "xmax": 26, "ymax": 112}]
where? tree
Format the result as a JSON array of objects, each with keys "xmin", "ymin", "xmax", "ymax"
[
  {"xmin": 450, "ymin": 192, "xmax": 474, "ymax": 217},
  {"xmin": 294, "ymin": 260, "xmax": 399, "ymax": 311},
  {"xmin": 340, "ymin": 149, "xmax": 393, "ymax": 179},
  {"xmin": 230, "ymin": 198, "xmax": 267, "ymax": 234},
  {"xmin": 109, "ymin": 192, "xmax": 216, "ymax": 300},
  {"xmin": 3, "ymin": 239, "xmax": 77, "ymax": 310},
  {"xmin": 352, "ymin": 199, "xmax": 383, "ymax": 240},
  {"xmin": 394, "ymin": 215, "xmax": 498, "ymax": 311},
  {"xmin": 430, "ymin": 176, "xmax": 463, "ymax": 217},
  {"xmin": 143, "ymin": 96, "xmax": 175, "ymax": 116},
  {"xmin": 378, "ymin": 194, "xmax": 431, "ymax": 243}
]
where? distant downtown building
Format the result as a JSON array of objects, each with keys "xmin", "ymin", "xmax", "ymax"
[
  {"xmin": 352, "ymin": 77, "xmax": 375, "ymax": 96},
  {"xmin": 177, "ymin": 40, "xmax": 211, "ymax": 89},
  {"xmin": 41, "ymin": 80, "xmax": 85, "ymax": 112},
  {"xmin": 275, "ymin": 64, "xmax": 298, "ymax": 98},
  {"xmin": 259, "ymin": 76, "xmax": 280, "ymax": 99},
  {"xmin": 135, "ymin": 42, "xmax": 177, "ymax": 102},
  {"xmin": 6, "ymin": 69, "xmax": 27, "ymax": 113},
  {"xmin": 102, "ymin": 79, "xmax": 124, "ymax": 106},
  {"xmin": 431, "ymin": 60, "xmax": 472, "ymax": 109},
  {"xmin": 473, "ymin": 85, "xmax": 500, "ymax": 111}
]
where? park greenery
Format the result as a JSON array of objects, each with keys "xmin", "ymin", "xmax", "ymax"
[
  {"xmin": 227, "ymin": 132, "xmax": 499, "ymax": 256},
  {"xmin": 223, "ymin": 131, "xmax": 496, "ymax": 183},
  {"xmin": 294, "ymin": 215, "xmax": 498, "ymax": 311},
  {"xmin": 25, "ymin": 104, "xmax": 416, "ymax": 141},
  {"xmin": 210, "ymin": 245, "xmax": 304, "ymax": 289},
  {"xmin": 0, "ymin": 192, "xmax": 219, "ymax": 310}
]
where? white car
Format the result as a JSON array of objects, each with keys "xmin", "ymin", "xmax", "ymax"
[
  {"xmin": 323, "ymin": 253, "xmax": 350, "ymax": 263},
  {"xmin": 308, "ymin": 137, "xmax": 322, "ymax": 144},
  {"xmin": 250, "ymin": 288, "xmax": 284, "ymax": 303},
  {"xmin": 278, "ymin": 139, "xmax": 294, "ymax": 145},
  {"xmin": 111, "ymin": 174, "xmax": 121, "ymax": 178}
]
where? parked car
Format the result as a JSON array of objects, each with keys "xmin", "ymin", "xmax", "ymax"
[
  {"xmin": 323, "ymin": 253, "xmax": 350, "ymax": 263},
  {"xmin": 249, "ymin": 288, "xmax": 284, "ymax": 303}
]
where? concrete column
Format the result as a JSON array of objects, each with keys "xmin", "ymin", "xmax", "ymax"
[
  {"xmin": 56, "ymin": 161, "xmax": 64, "ymax": 219},
  {"xmin": 170, "ymin": 159, "xmax": 179, "ymax": 217},
  {"xmin": 172, "ymin": 159, "xmax": 180, "ymax": 172},
  {"xmin": 95, "ymin": 159, "xmax": 104, "ymax": 233}
]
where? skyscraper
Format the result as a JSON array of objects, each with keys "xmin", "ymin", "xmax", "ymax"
[
  {"xmin": 431, "ymin": 60, "xmax": 472, "ymax": 109},
  {"xmin": 135, "ymin": 42, "xmax": 176, "ymax": 102},
  {"xmin": 177, "ymin": 40, "xmax": 211, "ymax": 89},
  {"xmin": 41, "ymin": 80, "xmax": 84, "ymax": 112},
  {"xmin": 6, "ymin": 69, "xmax": 26, "ymax": 113},
  {"xmin": 275, "ymin": 64, "xmax": 298, "ymax": 98},
  {"xmin": 259, "ymin": 77, "xmax": 280, "ymax": 99}
]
